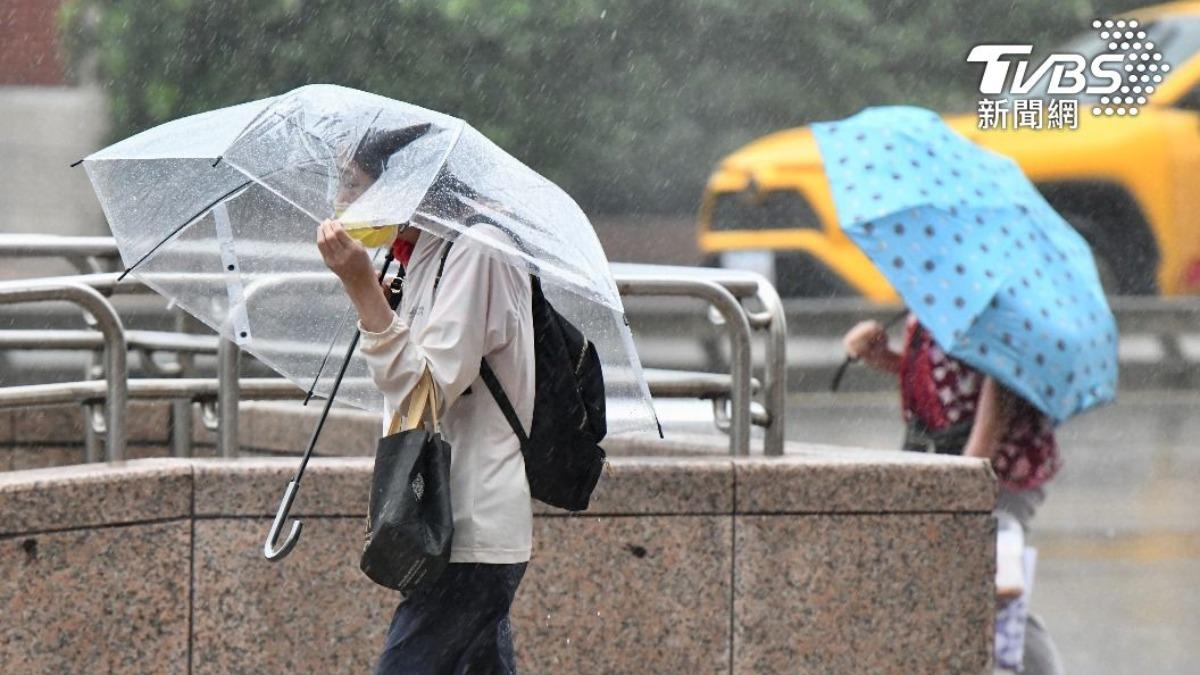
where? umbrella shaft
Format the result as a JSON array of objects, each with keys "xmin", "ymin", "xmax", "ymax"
[
  {"xmin": 294, "ymin": 330, "xmax": 360, "ymax": 481},
  {"xmin": 292, "ymin": 253, "xmax": 397, "ymax": 484}
]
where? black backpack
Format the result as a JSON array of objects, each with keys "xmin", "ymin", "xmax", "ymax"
[{"xmin": 433, "ymin": 237, "xmax": 608, "ymax": 512}]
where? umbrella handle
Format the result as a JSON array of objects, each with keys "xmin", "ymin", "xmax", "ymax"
[
  {"xmin": 831, "ymin": 310, "xmax": 909, "ymax": 392},
  {"xmin": 263, "ymin": 480, "xmax": 304, "ymax": 561},
  {"xmin": 830, "ymin": 356, "xmax": 858, "ymax": 392}
]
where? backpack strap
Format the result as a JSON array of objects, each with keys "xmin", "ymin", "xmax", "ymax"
[
  {"xmin": 433, "ymin": 239, "xmax": 453, "ymax": 298},
  {"xmin": 478, "ymin": 359, "xmax": 529, "ymax": 446},
  {"xmin": 432, "ymin": 236, "xmax": 528, "ymax": 444}
]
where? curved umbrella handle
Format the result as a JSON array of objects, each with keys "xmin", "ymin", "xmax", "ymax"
[
  {"xmin": 830, "ymin": 356, "xmax": 858, "ymax": 392},
  {"xmin": 263, "ymin": 480, "xmax": 304, "ymax": 561}
]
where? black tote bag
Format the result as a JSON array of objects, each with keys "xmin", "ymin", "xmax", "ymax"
[{"xmin": 360, "ymin": 370, "xmax": 454, "ymax": 595}]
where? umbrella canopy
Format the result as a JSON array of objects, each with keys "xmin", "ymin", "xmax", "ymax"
[
  {"xmin": 82, "ymin": 84, "xmax": 656, "ymax": 434},
  {"xmin": 812, "ymin": 106, "xmax": 1117, "ymax": 423}
]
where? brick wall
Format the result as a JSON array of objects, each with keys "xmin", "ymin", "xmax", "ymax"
[{"xmin": 0, "ymin": 0, "xmax": 67, "ymax": 86}]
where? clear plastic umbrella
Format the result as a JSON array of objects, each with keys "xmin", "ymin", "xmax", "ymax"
[
  {"xmin": 82, "ymin": 85, "xmax": 660, "ymax": 559},
  {"xmin": 81, "ymin": 84, "xmax": 657, "ymax": 435}
]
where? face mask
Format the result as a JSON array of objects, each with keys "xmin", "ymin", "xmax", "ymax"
[{"xmin": 335, "ymin": 207, "xmax": 398, "ymax": 248}]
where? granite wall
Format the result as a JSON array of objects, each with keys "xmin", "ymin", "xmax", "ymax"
[{"xmin": 0, "ymin": 449, "xmax": 995, "ymax": 674}]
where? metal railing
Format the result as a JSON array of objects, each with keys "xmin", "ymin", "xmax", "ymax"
[
  {"xmin": 6, "ymin": 232, "xmax": 1198, "ymax": 458},
  {"xmin": 0, "ymin": 279, "xmax": 127, "ymax": 461},
  {"xmin": 0, "ymin": 234, "xmax": 120, "ymax": 274},
  {"xmin": 612, "ymin": 263, "xmax": 788, "ymax": 455},
  {"xmin": 0, "ymin": 234, "xmax": 787, "ymax": 458}
]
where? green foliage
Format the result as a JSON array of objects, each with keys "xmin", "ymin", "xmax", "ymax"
[{"xmin": 62, "ymin": 0, "xmax": 1147, "ymax": 214}]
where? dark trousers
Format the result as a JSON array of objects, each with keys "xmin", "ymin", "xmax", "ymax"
[{"xmin": 374, "ymin": 562, "xmax": 528, "ymax": 675}]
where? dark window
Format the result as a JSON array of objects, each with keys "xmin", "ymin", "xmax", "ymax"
[{"xmin": 710, "ymin": 190, "xmax": 821, "ymax": 232}]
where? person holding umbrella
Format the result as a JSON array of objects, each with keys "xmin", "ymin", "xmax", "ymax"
[
  {"xmin": 79, "ymin": 86, "xmax": 658, "ymax": 673},
  {"xmin": 816, "ymin": 107, "xmax": 1119, "ymax": 675},
  {"xmin": 319, "ymin": 128, "xmax": 535, "ymax": 674},
  {"xmin": 843, "ymin": 315, "xmax": 1063, "ymax": 673},
  {"xmin": 843, "ymin": 316, "xmax": 1059, "ymax": 488}
]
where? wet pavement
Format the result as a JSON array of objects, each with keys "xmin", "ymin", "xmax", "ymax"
[{"xmin": 656, "ymin": 389, "xmax": 1200, "ymax": 673}]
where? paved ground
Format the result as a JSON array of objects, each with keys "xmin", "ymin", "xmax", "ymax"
[{"xmin": 760, "ymin": 390, "xmax": 1199, "ymax": 674}]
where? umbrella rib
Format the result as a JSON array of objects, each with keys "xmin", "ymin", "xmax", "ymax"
[
  {"xmin": 117, "ymin": 179, "xmax": 253, "ymax": 281},
  {"xmin": 211, "ymin": 96, "xmax": 280, "ymax": 168},
  {"xmin": 302, "ymin": 305, "xmax": 357, "ymax": 405}
]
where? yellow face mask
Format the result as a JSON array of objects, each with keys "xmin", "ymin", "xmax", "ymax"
[
  {"xmin": 345, "ymin": 223, "xmax": 399, "ymax": 248},
  {"xmin": 335, "ymin": 209, "xmax": 399, "ymax": 248}
]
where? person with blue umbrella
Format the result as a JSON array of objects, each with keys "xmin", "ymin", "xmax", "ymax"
[{"xmin": 818, "ymin": 106, "xmax": 1117, "ymax": 675}]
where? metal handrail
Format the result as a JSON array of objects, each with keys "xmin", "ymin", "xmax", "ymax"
[
  {"xmin": 0, "ymin": 234, "xmax": 120, "ymax": 258},
  {"xmin": 0, "ymin": 329, "xmax": 217, "ymax": 352},
  {"xmin": 218, "ymin": 332, "xmax": 240, "ymax": 458},
  {"xmin": 2, "ymin": 237, "xmax": 786, "ymax": 457},
  {"xmin": 613, "ymin": 264, "xmax": 789, "ymax": 455},
  {"xmin": 752, "ymin": 274, "xmax": 788, "ymax": 456},
  {"xmin": 0, "ymin": 378, "xmax": 305, "ymax": 408},
  {"xmin": 615, "ymin": 276, "xmax": 753, "ymax": 455},
  {"xmin": 0, "ymin": 234, "xmax": 120, "ymax": 274},
  {"xmin": 0, "ymin": 280, "xmax": 127, "ymax": 461}
]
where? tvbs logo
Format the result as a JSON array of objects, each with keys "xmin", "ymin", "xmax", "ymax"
[{"xmin": 968, "ymin": 18, "xmax": 1168, "ymax": 119}]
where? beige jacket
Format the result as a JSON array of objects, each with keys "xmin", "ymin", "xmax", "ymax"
[{"xmin": 359, "ymin": 225, "xmax": 534, "ymax": 564}]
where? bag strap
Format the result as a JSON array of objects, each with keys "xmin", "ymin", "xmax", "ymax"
[
  {"xmin": 431, "ymin": 234, "xmax": 529, "ymax": 447},
  {"xmin": 478, "ymin": 359, "xmax": 528, "ymax": 446},
  {"xmin": 433, "ymin": 239, "xmax": 453, "ymax": 298},
  {"xmin": 386, "ymin": 369, "xmax": 440, "ymax": 435}
]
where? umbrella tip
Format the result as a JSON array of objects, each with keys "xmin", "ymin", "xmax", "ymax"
[
  {"xmin": 302, "ymin": 389, "xmax": 314, "ymax": 406},
  {"xmin": 70, "ymin": 159, "xmax": 83, "ymax": 168},
  {"xmin": 117, "ymin": 267, "xmax": 132, "ymax": 282},
  {"xmin": 212, "ymin": 156, "xmax": 223, "ymax": 168}
]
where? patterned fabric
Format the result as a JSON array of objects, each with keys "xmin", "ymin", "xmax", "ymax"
[
  {"xmin": 900, "ymin": 317, "xmax": 1060, "ymax": 490},
  {"xmin": 811, "ymin": 106, "xmax": 1118, "ymax": 423}
]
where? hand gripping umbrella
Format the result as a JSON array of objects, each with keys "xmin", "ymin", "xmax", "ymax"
[
  {"xmin": 812, "ymin": 106, "xmax": 1117, "ymax": 423},
  {"xmin": 79, "ymin": 84, "xmax": 659, "ymax": 559}
]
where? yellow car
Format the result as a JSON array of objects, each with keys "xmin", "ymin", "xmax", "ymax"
[{"xmin": 698, "ymin": 1, "xmax": 1200, "ymax": 298}]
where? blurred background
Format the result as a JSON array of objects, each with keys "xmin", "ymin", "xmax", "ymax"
[
  {"xmin": 0, "ymin": 0, "xmax": 1146, "ymax": 242},
  {"xmin": 2, "ymin": 1, "xmax": 1196, "ymax": 673}
]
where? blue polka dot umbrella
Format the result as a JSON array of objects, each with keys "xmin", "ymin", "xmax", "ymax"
[{"xmin": 812, "ymin": 106, "xmax": 1117, "ymax": 423}]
